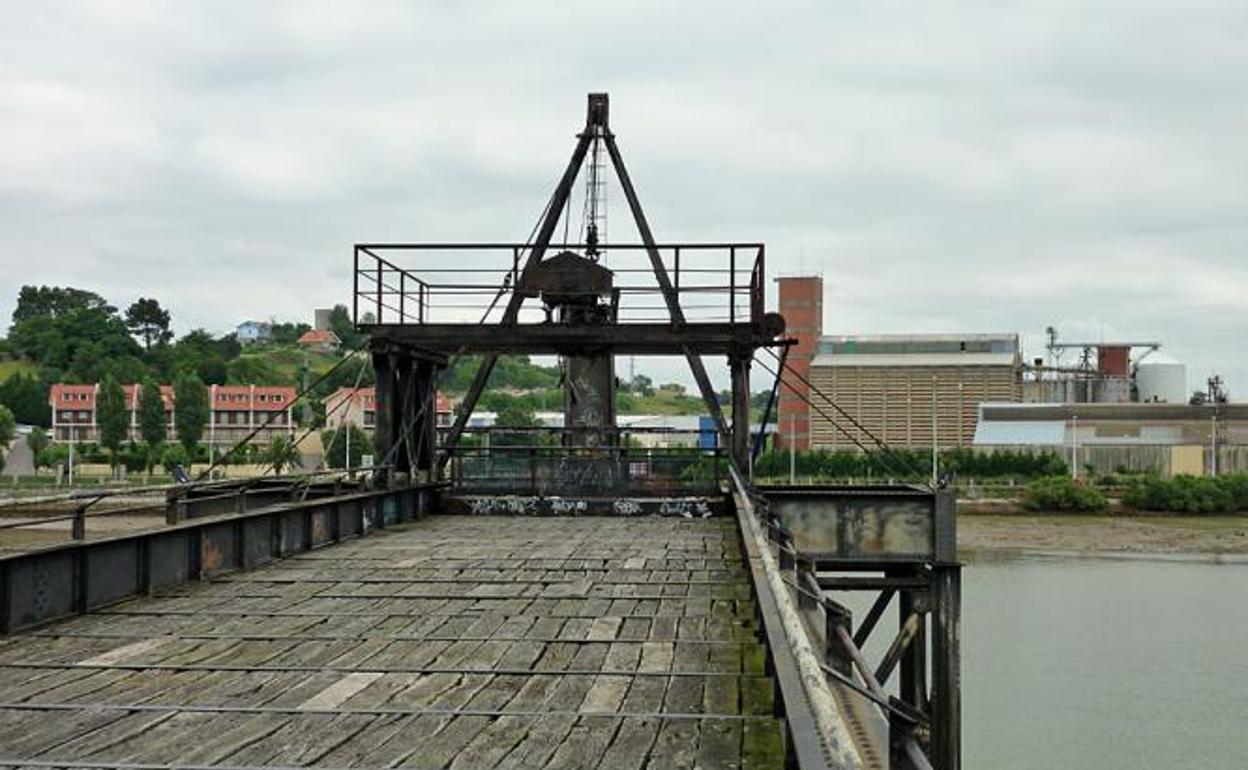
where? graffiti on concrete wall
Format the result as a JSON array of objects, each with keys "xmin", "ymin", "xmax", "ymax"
[{"xmin": 456, "ymin": 495, "xmax": 721, "ymax": 518}]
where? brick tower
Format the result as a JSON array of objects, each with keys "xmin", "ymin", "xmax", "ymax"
[{"xmin": 776, "ymin": 276, "xmax": 823, "ymax": 450}]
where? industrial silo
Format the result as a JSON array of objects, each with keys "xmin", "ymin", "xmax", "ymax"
[{"xmin": 1136, "ymin": 360, "xmax": 1187, "ymax": 403}]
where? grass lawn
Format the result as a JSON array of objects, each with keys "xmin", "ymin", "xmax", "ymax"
[{"xmin": 0, "ymin": 359, "xmax": 37, "ymax": 381}]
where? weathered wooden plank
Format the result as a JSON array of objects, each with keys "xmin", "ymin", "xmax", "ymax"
[
  {"xmin": 645, "ymin": 718, "xmax": 700, "ymax": 769},
  {"xmin": 299, "ymin": 672, "xmax": 383, "ymax": 709},
  {"xmin": 543, "ymin": 716, "xmax": 619, "ymax": 769},
  {"xmin": 0, "ymin": 514, "xmax": 779, "ymax": 768},
  {"xmin": 742, "ymin": 717, "xmax": 786, "ymax": 768},
  {"xmin": 596, "ymin": 716, "xmax": 661, "ymax": 769},
  {"xmin": 221, "ymin": 713, "xmax": 374, "ymax": 766},
  {"xmin": 448, "ymin": 714, "xmax": 536, "ymax": 769},
  {"xmin": 500, "ymin": 714, "xmax": 578, "ymax": 768}
]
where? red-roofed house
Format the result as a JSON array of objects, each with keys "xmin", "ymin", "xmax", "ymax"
[
  {"xmin": 324, "ymin": 387, "xmax": 453, "ymax": 432},
  {"xmin": 297, "ymin": 329, "xmax": 341, "ymax": 353}
]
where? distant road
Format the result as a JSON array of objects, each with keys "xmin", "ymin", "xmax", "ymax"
[{"xmin": 3, "ymin": 438, "xmax": 34, "ymax": 477}]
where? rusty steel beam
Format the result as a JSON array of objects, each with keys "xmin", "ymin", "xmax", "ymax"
[
  {"xmin": 368, "ymin": 321, "xmax": 778, "ymax": 356},
  {"xmin": 437, "ymin": 97, "xmax": 602, "ymax": 470},
  {"xmin": 602, "ymin": 130, "xmax": 732, "ymax": 450}
]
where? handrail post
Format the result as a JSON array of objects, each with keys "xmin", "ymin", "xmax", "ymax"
[
  {"xmin": 777, "ymin": 526, "xmax": 795, "ymax": 571},
  {"xmin": 165, "ymin": 490, "xmax": 185, "ymax": 525},
  {"xmin": 796, "ymin": 553, "xmax": 818, "ymax": 611},
  {"xmin": 824, "ymin": 597, "xmax": 854, "ymax": 677},
  {"xmin": 71, "ymin": 505, "xmax": 86, "ymax": 541}
]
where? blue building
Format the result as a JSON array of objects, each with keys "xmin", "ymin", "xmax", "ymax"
[{"xmin": 236, "ymin": 320, "xmax": 271, "ymax": 345}]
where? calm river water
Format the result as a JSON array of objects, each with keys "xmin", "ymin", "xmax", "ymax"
[{"xmin": 959, "ymin": 554, "xmax": 1248, "ymax": 768}]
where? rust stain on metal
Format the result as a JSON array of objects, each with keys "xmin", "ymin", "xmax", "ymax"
[
  {"xmin": 312, "ymin": 513, "xmax": 330, "ymax": 544},
  {"xmin": 200, "ymin": 535, "xmax": 224, "ymax": 574}
]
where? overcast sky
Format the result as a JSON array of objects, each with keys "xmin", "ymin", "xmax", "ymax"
[{"xmin": 2, "ymin": 1, "xmax": 1246, "ymax": 395}]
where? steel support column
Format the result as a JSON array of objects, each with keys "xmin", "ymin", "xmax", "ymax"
[
  {"xmin": 931, "ymin": 564, "xmax": 961, "ymax": 770},
  {"xmin": 730, "ymin": 353, "xmax": 751, "ymax": 475},
  {"xmin": 392, "ymin": 354, "xmax": 414, "ymax": 478},
  {"xmin": 413, "ymin": 360, "xmax": 438, "ymax": 482},
  {"xmin": 372, "ymin": 349, "xmax": 394, "ymax": 486}
]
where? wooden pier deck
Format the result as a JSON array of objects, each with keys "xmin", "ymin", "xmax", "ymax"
[{"xmin": 0, "ymin": 515, "xmax": 785, "ymax": 769}]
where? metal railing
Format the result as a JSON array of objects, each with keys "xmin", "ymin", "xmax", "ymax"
[
  {"xmin": 353, "ymin": 242, "xmax": 766, "ymax": 326},
  {"xmin": 0, "ymin": 467, "xmax": 392, "ymax": 546},
  {"xmin": 764, "ymin": 513, "xmax": 935, "ymax": 770},
  {"xmin": 741, "ymin": 476, "xmax": 960, "ymax": 770}
]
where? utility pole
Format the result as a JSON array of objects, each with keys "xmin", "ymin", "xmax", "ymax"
[
  {"xmin": 789, "ymin": 412, "xmax": 796, "ymax": 485},
  {"xmin": 1211, "ymin": 413, "xmax": 1218, "ymax": 477},
  {"xmin": 931, "ymin": 376, "xmax": 938, "ymax": 486},
  {"xmin": 68, "ymin": 425, "xmax": 75, "ymax": 486},
  {"xmin": 1071, "ymin": 414, "xmax": 1080, "ymax": 480}
]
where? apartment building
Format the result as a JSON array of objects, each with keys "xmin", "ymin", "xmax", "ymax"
[
  {"xmin": 49, "ymin": 383, "xmax": 296, "ymax": 445},
  {"xmin": 324, "ymin": 387, "xmax": 453, "ymax": 432}
]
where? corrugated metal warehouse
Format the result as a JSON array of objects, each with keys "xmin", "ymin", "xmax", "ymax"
[{"xmin": 808, "ymin": 333, "xmax": 1022, "ymax": 450}]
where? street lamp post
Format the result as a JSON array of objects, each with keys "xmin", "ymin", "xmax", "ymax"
[
  {"xmin": 1071, "ymin": 414, "xmax": 1080, "ymax": 481},
  {"xmin": 789, "ymin": 412, "xmax": 796, "ymax": 485},
  {"xmin": 931, "ymin": 376, "xmax": 938, "ymax": 486},
  {"xmin": 1211, "ymin": 413, "xmax": 1218, "ymax": 477}
]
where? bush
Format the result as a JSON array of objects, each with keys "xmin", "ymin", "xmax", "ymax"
[
  {"xmin": 37, "ymin": 444, "xmax": 68, "ymax": 471},
  {"xmin": 161, "ymin": 443, "xmax": 189, "ymax": 472},
  {"xmin": 118, "ymin": 442, "xmax": 148, "ymax": 474},
  {"xmin": 1219, "ymin": 474, "xmax": 1248, "ymax": 510},
  {"xmin": 321, "ymin": 426, "xmax": 371, "ymax": 470},
  {"xmin": 753, "ymin": 447, "xmax": 1069, "ymax": 482},
  {"xmin": 1123, "ymin": 474, "xmax": 1243, "ymax": 514},
  {"xmin": 1022, "ymin": 476, "xmax": 1108, "ymax": 512}
]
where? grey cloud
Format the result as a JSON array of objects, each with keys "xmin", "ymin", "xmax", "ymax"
[{"xmin": 1, "ymin": 0, "xmax": 1245, "ymax": 395}]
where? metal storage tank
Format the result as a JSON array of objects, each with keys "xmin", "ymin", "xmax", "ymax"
[
  {"xmin": 1094, "ymin": 376, "xmax": 1132, "ymax": 403},
  {"xmin": 1136, "ymin": 360, "xmax": 1187, "ymax": 403}
]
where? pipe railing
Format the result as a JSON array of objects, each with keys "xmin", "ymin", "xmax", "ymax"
[
  {"xmin": 0, "ymin": 466, "xmax": 393, "ymax": 543},
  {"xmin": 758, "ymin": 496, "xmax": 937, "ymax": 770},
  {"xmin": 353, "ymin": 242, "xmax": 765, "ymax": 326}
]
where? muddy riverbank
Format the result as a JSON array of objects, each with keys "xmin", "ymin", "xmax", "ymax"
[{"xmin": 958, "ymin": 512, "xmax": 1248, "ymax": 557}]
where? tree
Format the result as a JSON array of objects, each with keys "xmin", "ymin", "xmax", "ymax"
[
  {"xmin": 125, "ymin": 298, "xmax": 172, "ymax": 350},
  {"xmin": 217, "ymin": 333, "xmax": 242, "ymax": 361},
  {"xmin": 327, "ymin": 304, "xmax": 362, "ymax": 349},
  {"xmin": 37, "ymin": 444, "xmax": 68, "ymax": 475},
  {"xmin": 269, "ymin": 321, "xmax": 311, "ymax": 346},
  {"xmin": 322, "ymin": 425, "xmax": 369, "ymax": 469},
  {"xmin": 630, "ymin": 374, "xmax": 655, "ymax": 397},
  {"xmin": 137, "ymin": 380, "xmax": 167, "ymax": 472},
  {"xmin": 261, "ymin": 436, "xmax": 302, "ymax": 475},
  {"xmin": 26, "ymin": 426, "xmax": 48, "ymax": 474},
  {"xmin": 495, "ymin": 405, "xmax": 540, "ymax": 448},
  {"xmin": 0, "ymin": 373, "xmax": 51, "ymax": 427},
  {"xmin": 171, "ymin": 330, "xmax": 228, "ymax": 385},
  {"xmin": 161, "ymin": 443, "xmax": 189, "ymax": 473},
  {"xmin": 11, "ymin": 285, "xmax": 113, "ymax": 325},
  {"xmin": 173, "ymin": 371, "xmax": 209, "ymax": 454},
  {"xmin": 96, "ymin": 375, "xmax": 128, "ymax": 477},
  {"xmin": 0, "ymin": 403, "xmax": 15, "ymax": 446}
]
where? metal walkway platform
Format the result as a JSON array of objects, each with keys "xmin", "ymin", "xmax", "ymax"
[{"xmin": 0, "ymin": 515, "xmax": 785, "ymax": 769}]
